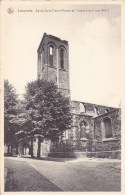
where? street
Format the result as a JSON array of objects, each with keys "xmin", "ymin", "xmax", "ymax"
[{"xmin": 5, "ymin": 156, "xmax": 121, "ymax": 191}]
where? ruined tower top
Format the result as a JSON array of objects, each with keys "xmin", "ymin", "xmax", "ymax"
[{"xmin": 37, "ymin": 33, "xmax": 70, "ymax": 97}]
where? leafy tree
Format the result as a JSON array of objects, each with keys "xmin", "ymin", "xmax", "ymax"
[
  {"xmin": 24, "ymin": 79, "xmax": 72, "ymax": 158},
  {"xmin": 16, "ymin": 100, "xmax": 37, "ymax": 158},
  {"xmin": 4, "ymin": 80, "xmax": 18, "ymax": 154},
  {"xmin": 11, "ymin": 100, "xmax": 31, "ymax": 156}
]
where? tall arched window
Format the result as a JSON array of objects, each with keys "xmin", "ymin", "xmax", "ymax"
[
  {"xmin": 49, "ymin": 45, "xmax": 53, "ymax": 66},
  {"xmin": 80, "ymin": 121, "xmax": 87, "ymax": 138},
  {"xmin": 103, "ymin": 117, "xmax": 112, "ymax": 138},
  {"xmin": 60, "ymin": 48, "xmax": 64, "ymax": 69}
]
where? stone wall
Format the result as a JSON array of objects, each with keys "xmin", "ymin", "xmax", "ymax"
[
  {"xmin": 37, "ymin": 33, "xmax": 70, "ymax": 96},
  {"xmin": 59, "ymin": 69, "xmax": 70, "ymax": 90},
  {"xmin": 40, "ymin": 65, "xmax": 57, "ymax": 83},
  {"xmin": 48, "ymin": 151, "xmax": 121, "ymax": 159},
  {"xmin": 31, "ymin": 108, "xmax": 121, "ymax": 159},
  {"xmin": 93, "ymin": 109, "xmax": 121, "ymax": 151},
  {"xmin": 71, "ymin": 100, "xmax": 116, "ymax": 116}
]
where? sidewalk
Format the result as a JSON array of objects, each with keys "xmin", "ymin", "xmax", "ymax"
[{"xmin": 5, "ymin": 158, "xmax": 62, "ymax": 191}]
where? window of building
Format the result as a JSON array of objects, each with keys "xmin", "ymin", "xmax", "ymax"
[
  {"xmin": 103, "ymin": 117, "xmax": 112, "ymax": 138},
  {"xmin": 80, "ymin": 121, "xmax": 87, "ymax": 138},
  {"xmin": 94, "ymin": 106, "xmax": 99, "ymax": 115},
  {"xmin": 49, "ymin": 45, "xmax": 53, "ymax": 66},
  {"xmin": 60, "ymin": 48, "xmax": 64, "ymax": 69},
  {"xmin": 50, "ymin": 46, "xmax": 53, "ymax": 55},
  {"xmin": 80, "ymin": 103, "xmax": 85, "ymax": 113}
]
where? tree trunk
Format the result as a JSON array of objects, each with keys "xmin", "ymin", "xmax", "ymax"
[
  {"xmin": 7, "ymin": 145, "xmax": 10, "ymax": 154},
  {"xmin": 11, "ymin": 145, "xmax": 13, "ymax": 155},
  {"xmin": 30, "ymin": 138, "xmax": 34, "ymax": 158},
  {"xmin": 37, "ymin": 137, "xmax": 41, "ymax": 159},
  {"xmin": 16, "ymin": 146, "xmax": 18, "ymax": 155},
  {"xmin": 24, "ymin": 146, "xmax": 26, "ymax": 155}
]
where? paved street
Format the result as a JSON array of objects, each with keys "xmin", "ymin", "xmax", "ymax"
[{"xmin": 5, "ymin": 156, "xmax": 121, "ymax": 191}]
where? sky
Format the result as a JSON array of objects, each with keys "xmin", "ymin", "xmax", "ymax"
[{"xmin": 2, "ymin": 3, "xmax": 121, "ymax": 107}]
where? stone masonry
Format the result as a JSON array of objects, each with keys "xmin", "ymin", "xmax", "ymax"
[
  {"xmin": 37, "ymin": 33, "xmax": 70, "ymax": 97},
  {"xmin": 37, "ymin": 33, "xmax": 121, "ymax": 159}
]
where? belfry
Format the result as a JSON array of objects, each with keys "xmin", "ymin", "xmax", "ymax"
[{"xmin": 37, "ymin": 33, "xmax": 70, "ymax": 97}]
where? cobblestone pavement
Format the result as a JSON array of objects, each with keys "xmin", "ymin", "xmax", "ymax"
[{"xmin": 5, "ymin": 157, "xmax": 121, "ymax": 191}]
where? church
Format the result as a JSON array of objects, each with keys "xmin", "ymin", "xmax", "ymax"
[{"xmin": 36, "ymin": 33, "xmax": 121, "ymax": 159}]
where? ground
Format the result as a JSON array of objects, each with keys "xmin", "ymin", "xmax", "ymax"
[{"xmin": 4, "ymin": 156, "xmax": 121, "ymax": 192}]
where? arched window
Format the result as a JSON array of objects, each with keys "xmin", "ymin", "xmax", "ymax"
[
  {"xmin": 94, "ymin": 106, "xmax": 99, "ymax": 116},
  {"xmin": 103, "ymin": 117, "xmax": 112, "ymax": 138},
  {"xmin": 80, "ymin": 103, "xmax": 85, "ymax": 113},
  {"xmin": 49, "ymin": 45, "xmax": 53, "ymax": 66},
  {"xmin": 60, "ymin": 48, "xmax": 64, "ymax": 69},
  {"xmin": 80, "ymin": 121, "xmax": 87, "ymax": 138}
]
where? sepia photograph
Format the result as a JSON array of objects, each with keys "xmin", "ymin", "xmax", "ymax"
[{"xmin": 1, "ymin": 0, "xmax": 125, "ymax": 194}]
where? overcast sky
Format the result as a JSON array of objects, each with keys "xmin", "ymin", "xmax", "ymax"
[{"xmin": 2, "ymin": 3, "xmax": 121, "ymax": 107}]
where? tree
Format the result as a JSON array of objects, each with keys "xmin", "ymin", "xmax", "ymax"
[
  {"xmin": 4, "ymin": 80, "xmax": 18, "ymax": 154},
  {"xmin": 10, "ymin": 100, "xmax": 32, "ymax": 156},
  {"xmin": 15, "ymin": 100, "xmax": 37, "ymax": 158},
  {"xmin": 24, "ymin": 79, "xmax": 72, "ymax": 158}
]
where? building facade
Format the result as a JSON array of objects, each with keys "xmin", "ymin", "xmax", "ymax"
[{"xmin": 37, "ymin": 33, "xmax": 121, "ymax": 159}]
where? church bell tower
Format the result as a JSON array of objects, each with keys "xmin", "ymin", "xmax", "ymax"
[{"xmin": 37, "ymin": 33, "xmax": 70, "ymax": 97}]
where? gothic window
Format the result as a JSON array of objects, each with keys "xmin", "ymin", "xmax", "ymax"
[
  {"xmin": 80, "ymin": 121, "xmax": 86, "ymax": 138},
  {"xmin": 103, "ymin": 117, "xmax": 112, "ymax": 138},
  {"xmin": 94, "ymin": 106, "xmax": 99, "ymax": 115},
  {"xmin": 80, "ymin": 103, "xmax": 85, "ymax": 113},
  {"xmin": 60, "ymin": 48, "xmax": 64, "ymax": 69},
  {"xmin": 49, "ymin": 45, "xmax": 53, "ymax": 66}
]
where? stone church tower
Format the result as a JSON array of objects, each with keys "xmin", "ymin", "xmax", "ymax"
[{"xmin": 37, "ymin": 33, "xmax": 70, "ymax": 97}]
